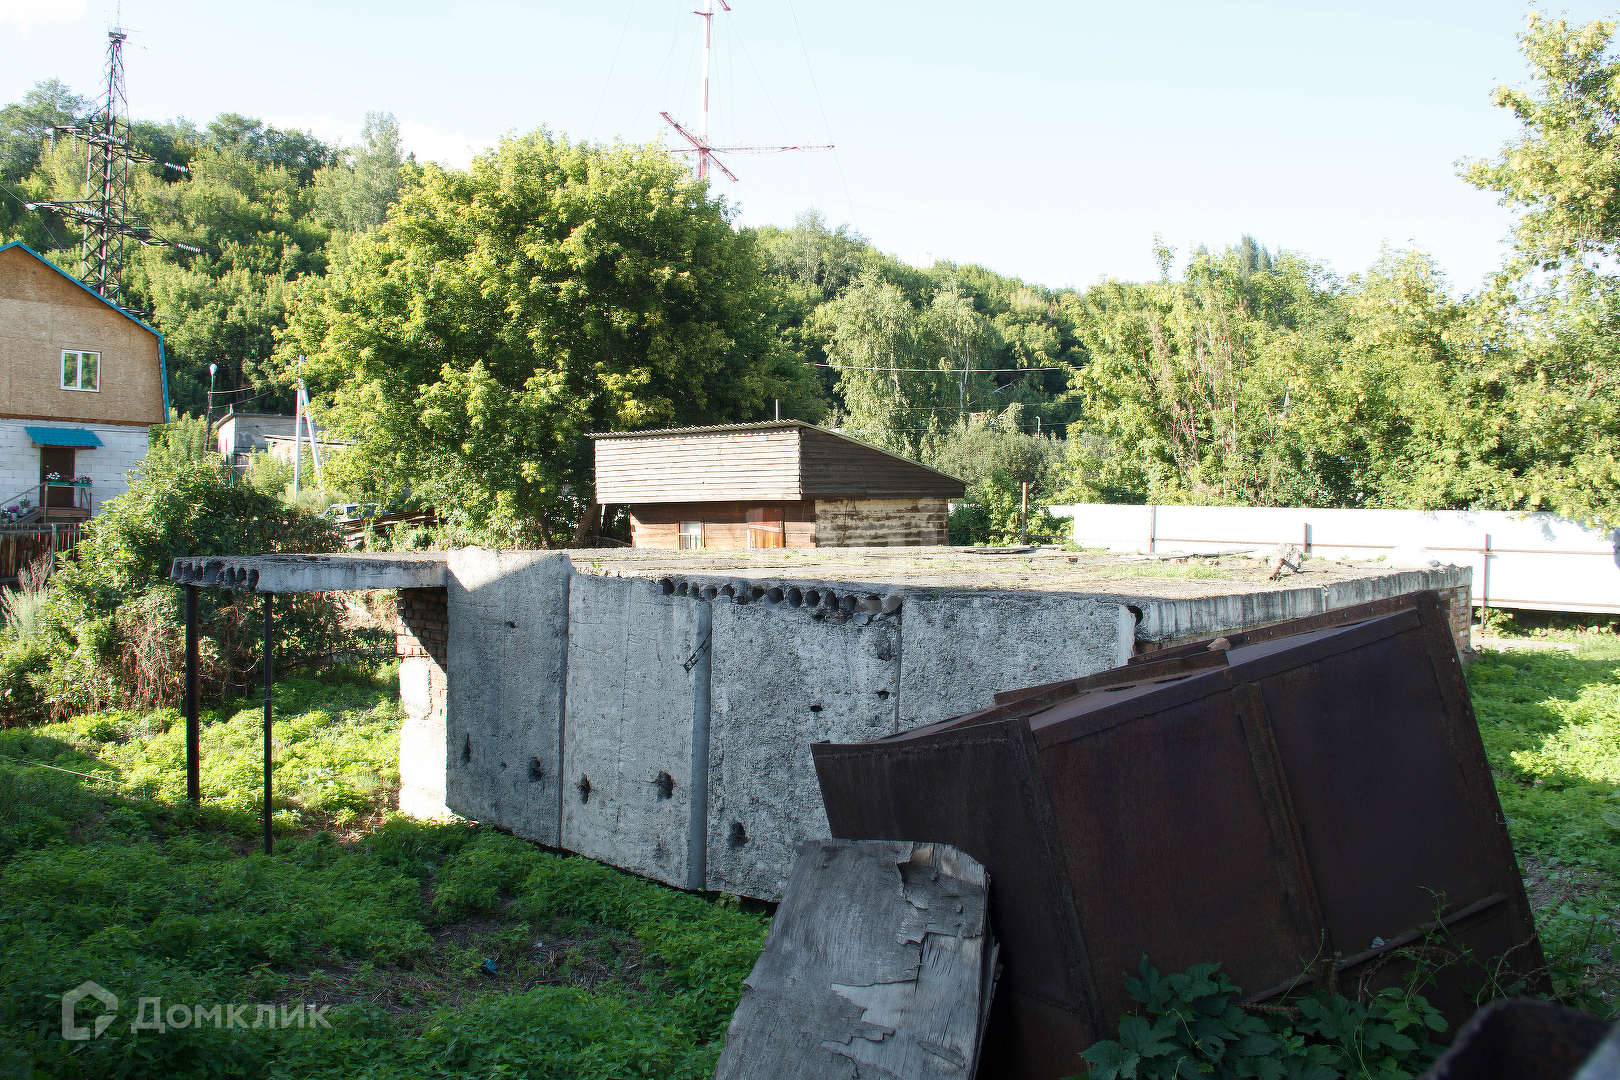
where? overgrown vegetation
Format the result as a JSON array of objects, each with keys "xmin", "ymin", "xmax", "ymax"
[
  {"xmin": 1077, "ymin": 959, "xmax": 1447, "ymax": 1080},
  {"xmin": 1467, "ymin": 639, "xmax": 1620, "ymax": 1013},
  {"xmin": 0, "ymin": 442, "xmax": 347, "ymax": 726},
  {"xmin": 0, "ymin": 663, "xmax": 768, "ymax": 1079},
  {"xmin": 0, "ymin": 633, "xmax": 1614, "ymax": 1077}
]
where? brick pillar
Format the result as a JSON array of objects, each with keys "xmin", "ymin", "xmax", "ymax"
[
  {"xmin": 396, "ymin": 587, "xmax": 452, "ymax": 819},
  {"xmin": 1435, "ymin": 583, "xmax": 1473, "ymax": 659}
]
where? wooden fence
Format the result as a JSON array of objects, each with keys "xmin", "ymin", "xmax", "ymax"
[{"xmin": 0, "ymin": 524, "xmax": 87, "ymax": 586}]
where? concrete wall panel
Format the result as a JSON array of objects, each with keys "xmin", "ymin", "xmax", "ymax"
[
  {"xmin": 444, "ymin": 550, "xmax": 571, "ymax": 845},
  {"xmin": 707, "ymin": 599, "xmax": 900, "ymax": 899},
  {"xmin": 898, "ymin": 593, "xmax": 1131, "ymax": 729},
  {"xmin": 561, "ymin": 574, "xmax": 702, "ymax": 888}
]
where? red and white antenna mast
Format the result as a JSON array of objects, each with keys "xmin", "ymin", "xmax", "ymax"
[{"xmin": 661, "ymin": 0, "xmax": 832, "ymax": 183}]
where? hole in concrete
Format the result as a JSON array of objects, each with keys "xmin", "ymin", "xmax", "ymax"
[
  {"xmin": 786, "ymin": 587, "xmax": 803, "ymax": 607},
  {"xmin": 700, "ymin": 585, "xmax": 718, "ymax": 600},
  {"xmin": 528, "ymin": 757, "xmax": 545, "ymax": 782},
  {"xmin": 767, "ymin": 587, "xmax": 784, "ymax": 603},
  {"xmin": 876, "ymin": 689, "xmax": 890, "ymax": 699},
  {"xmin": 660, "ymin": 578, "xmax": 676, "ymax": 595},
  {"xmin": 728, "ymin": 821, "xmax": 749, "ymax": 848},
  {"xmin": 506, "ymin": 619, "xmax": 517, "ymax": 628},
  {"xmin": 655, "ymin": 771, "xmax": 674, "ymax": 800},
  {"xmin": 676, "ymin": 581, "xmax": 689, "ymax": 596},
  {"xmin": 1127, "ymin": 604, "xmax": 1144, "ymax": 624},
  {"xmin": 824, "ymin": 590, "xmax": 838, "ymax": 610},
  {"xmin": 804, "ymin": 589, "xmax": 821, "ymax": 607},
  {"xmin": 809, "ymin": 703, "xmax": 824, "ymax": 712},
  {"xmin": 750, "ymin": 586, "xmax": 766, "ymax": 601},
  {"xmin": 461, "ymin": 734, "xmax": 472, "ymax": 764},
  {"xmin": 721, "ymin": 584, "xmax": 736, "ymax": 598},
  {"xmin": 839, "ymin": 595, "xmax": 857, "ymax": 613},
  {"xmin": 577, "ymin": 775, "xmax": 593, "ymax": 803}
]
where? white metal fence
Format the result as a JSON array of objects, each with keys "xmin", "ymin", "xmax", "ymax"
[{"xmin": 1048, "ymin": 503, "xmax": 1620, "ymax": 615}]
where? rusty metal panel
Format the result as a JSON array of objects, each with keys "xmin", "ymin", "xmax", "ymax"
[{"xmin": 813, "ymin": 590, "xmax": 1543, "ymax": 1080}]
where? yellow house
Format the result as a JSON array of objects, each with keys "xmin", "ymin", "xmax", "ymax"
[{"xmin": 0, "ymin": 241, "xmax": 168, "ymax": 522}]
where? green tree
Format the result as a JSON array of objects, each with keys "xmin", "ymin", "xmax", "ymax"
[
  {"xmin": 312, "ymin": 111, "xmax": 412, "ymax": 234},
  {"xmin": 285, "ymin": 130, "xmax": 801, "ymax": 541},
  {"xmin": 816, "ymin": 269, "xmax": 1000, "ymax": 456},
  {"xmin": 1461, "ymin": 13, "xmax": 1620, "ymax": 526},
  {"xmin": 1060, "ymin": 242, "xmax": 1347, "ymax": 506},
  {"xmin": 0, "ymin": 79, "xmax": 86, "ymax": 184}
]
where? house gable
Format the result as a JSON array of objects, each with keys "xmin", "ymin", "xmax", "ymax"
[{"xmin": 0, "ymin": 242, "xmax": 168, "ymax": 426}]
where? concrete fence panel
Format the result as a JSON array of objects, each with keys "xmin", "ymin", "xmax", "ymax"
[
  {"xmin": 444, "ymin": 549, "xmax": 571, "ymax": 846},
  {"xmin": 707, "ymin": 597, "xmax": 901, "ymax": 898},
  {"xmin": 561, "ymin": 574, "xmax": 705, "ymax": 889},
  {"xmin": 1053, "ymin": 503, "xmax": 1619, "ymax": 615},
  {"xmin": 897, "ymin": 594, "xmax": 1134, "ymax": 729}
]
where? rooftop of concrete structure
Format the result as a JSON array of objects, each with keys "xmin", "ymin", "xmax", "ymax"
[{"xmin": 171, "ymin": 545, "xmax": 1454, "ymax": 602}]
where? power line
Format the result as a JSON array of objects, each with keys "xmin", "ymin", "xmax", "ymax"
[
  {"xmin": 786, "ymin": 0, "xmax": 856, "ymax": 232},
  {"xmin": 588, "ymin": 0, "xmax": 638, "ymax": 142}
]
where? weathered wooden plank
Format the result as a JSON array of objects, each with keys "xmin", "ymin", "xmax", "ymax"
[{"xmin": 714, "ymin": 839, "xmax": 997, "ymax": 1080}]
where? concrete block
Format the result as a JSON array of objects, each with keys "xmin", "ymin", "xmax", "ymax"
[
  {"xmin": 444, "ymin": 549, "xmax": 571, "ymax": 845},
  {"xmin": 397, "ymin": 656, "xmax": 454, "ymax": 821},
  {"xmin": 897, "ymin": 593, "xmax": 1132, "ymax": 729},
  {"xmin": 561, "ymin": 574, "xmax": 703, "ymax": 889},
  {"xmin": 708, "ymin": 598, "xmax": 900, "ymax": 899}
]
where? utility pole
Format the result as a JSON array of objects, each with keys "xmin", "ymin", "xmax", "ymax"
[
  {"xmin": 27, "ymin": 23, "xmax": 196, "ymax": 305},
  {"xmin": 659, "ymin": 2, "xmax": 833, "ymax": 183}
]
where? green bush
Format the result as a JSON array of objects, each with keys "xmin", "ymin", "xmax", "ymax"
[
  {"xmin": 1077, "ymin": 959, "xmax": 1446, "ymax": 1080},
  {"xmin": 31, "ymin": 453, "xmax": 346, "ymax": 714}
]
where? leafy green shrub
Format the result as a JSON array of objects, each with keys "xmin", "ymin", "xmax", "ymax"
[
  {"xmin": 33, "ymin": 454, "xmax": 346, "ymax": 713},
  {"xmin": 1077, "ymin": 959, "xmax": 1445, "ymax": 1080}
]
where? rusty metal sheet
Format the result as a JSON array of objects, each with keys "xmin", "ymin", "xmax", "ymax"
[
  {"xmin": 1420, "ymin": 999, "xmax": 1612, "ymax": 1080},
  {"xmin": 992, "ymin": 648, "xmax": 1229, "ymax": 708},
  {"xmin": 813, "ymin": 590, "xmax": 1543, "ymax": 1080}
]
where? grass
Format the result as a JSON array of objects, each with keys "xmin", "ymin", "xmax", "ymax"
[
  {"xmin": 0, "ymin": 662, "xmax": 768, "ymax": 1079},
  {"xmin": 1467, "ymin": 639, "xmax": 1620, "ymax": 1016},
  {"xmin": 0, "ymin": 634, "xmax": 1615, "ymax": 1078}
]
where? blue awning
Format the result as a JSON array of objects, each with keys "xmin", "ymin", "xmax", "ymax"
[{"xmin": 25, "ymin": 426, "xmax": 103, "ymax": 448}]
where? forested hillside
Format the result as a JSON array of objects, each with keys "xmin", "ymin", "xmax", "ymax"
[{"xmin": 5, "ymin": 11, "xmax": 1619, "ymax": 541}]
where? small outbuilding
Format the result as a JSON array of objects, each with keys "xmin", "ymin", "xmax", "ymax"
[{"xmin": 592, "ymin": 421, "xmax": 966, "ymax": 549}]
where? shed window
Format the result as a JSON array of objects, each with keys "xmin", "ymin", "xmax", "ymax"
[
  {"xmin": 747, "ymin": 506, "xmax": 784, "ymax": 549},
  {"xmin": 678, "ymin": 521, "xmax": 704, "ymax": 550},
  {"xmin": 61, "ymin": 350, "xmax": 100, "ymax": 391}
]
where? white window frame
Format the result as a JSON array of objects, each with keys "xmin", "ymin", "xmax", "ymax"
[
  {"xmin": 61, "ymin": 350, "xmax": 101, "ymax": 392},
  {"xmin": 678, "ymin": 521, "xmax": 704, "ymax": 550}
]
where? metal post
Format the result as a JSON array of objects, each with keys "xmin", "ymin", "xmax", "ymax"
[
  {"xmin": 185, "ymin": 585, "xmax": 200, "ymax": 805},
  {"xmin": 1020, "ymin": 481, "xmax": 1029, "ymax": 545},
  {"xmin": 262, "ymin": 592, "xmax": 274, "ymax": 856},
  {"xmin": 291, "ymin": 390, "xmax": 302, "ymax": 496}
]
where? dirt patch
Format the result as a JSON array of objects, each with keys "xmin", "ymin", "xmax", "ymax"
[{"xmin": 270, "ymin": 906, "xmax": 660, "ymax": 1020}]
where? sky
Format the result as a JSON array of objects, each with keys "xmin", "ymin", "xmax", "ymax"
[{"xmin": 1, "ymin": 0, "xmax": 1610, "ymax": 294}]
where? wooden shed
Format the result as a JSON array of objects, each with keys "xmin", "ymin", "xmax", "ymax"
[{"xmin": 592, "ymin": 421, "xmax": 966, "ymax": 550}]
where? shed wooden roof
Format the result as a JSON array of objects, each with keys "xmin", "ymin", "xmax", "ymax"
[{"xmin": 592, "ymin": 421, "xmax": 966, "ymax": 504}]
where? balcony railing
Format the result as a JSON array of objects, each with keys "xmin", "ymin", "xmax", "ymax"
[{"xmin": 1, "ymin": 479, "xmax": 92, "ymax": 524}]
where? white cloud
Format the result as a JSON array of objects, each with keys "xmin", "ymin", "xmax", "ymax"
[
  {"xmin": 398, "ymin": 120, "xmax": 493, "ymax": 171},
  {"xmin": 0, "ymin": 0, "xmax": 85, "ymax": 32}
]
